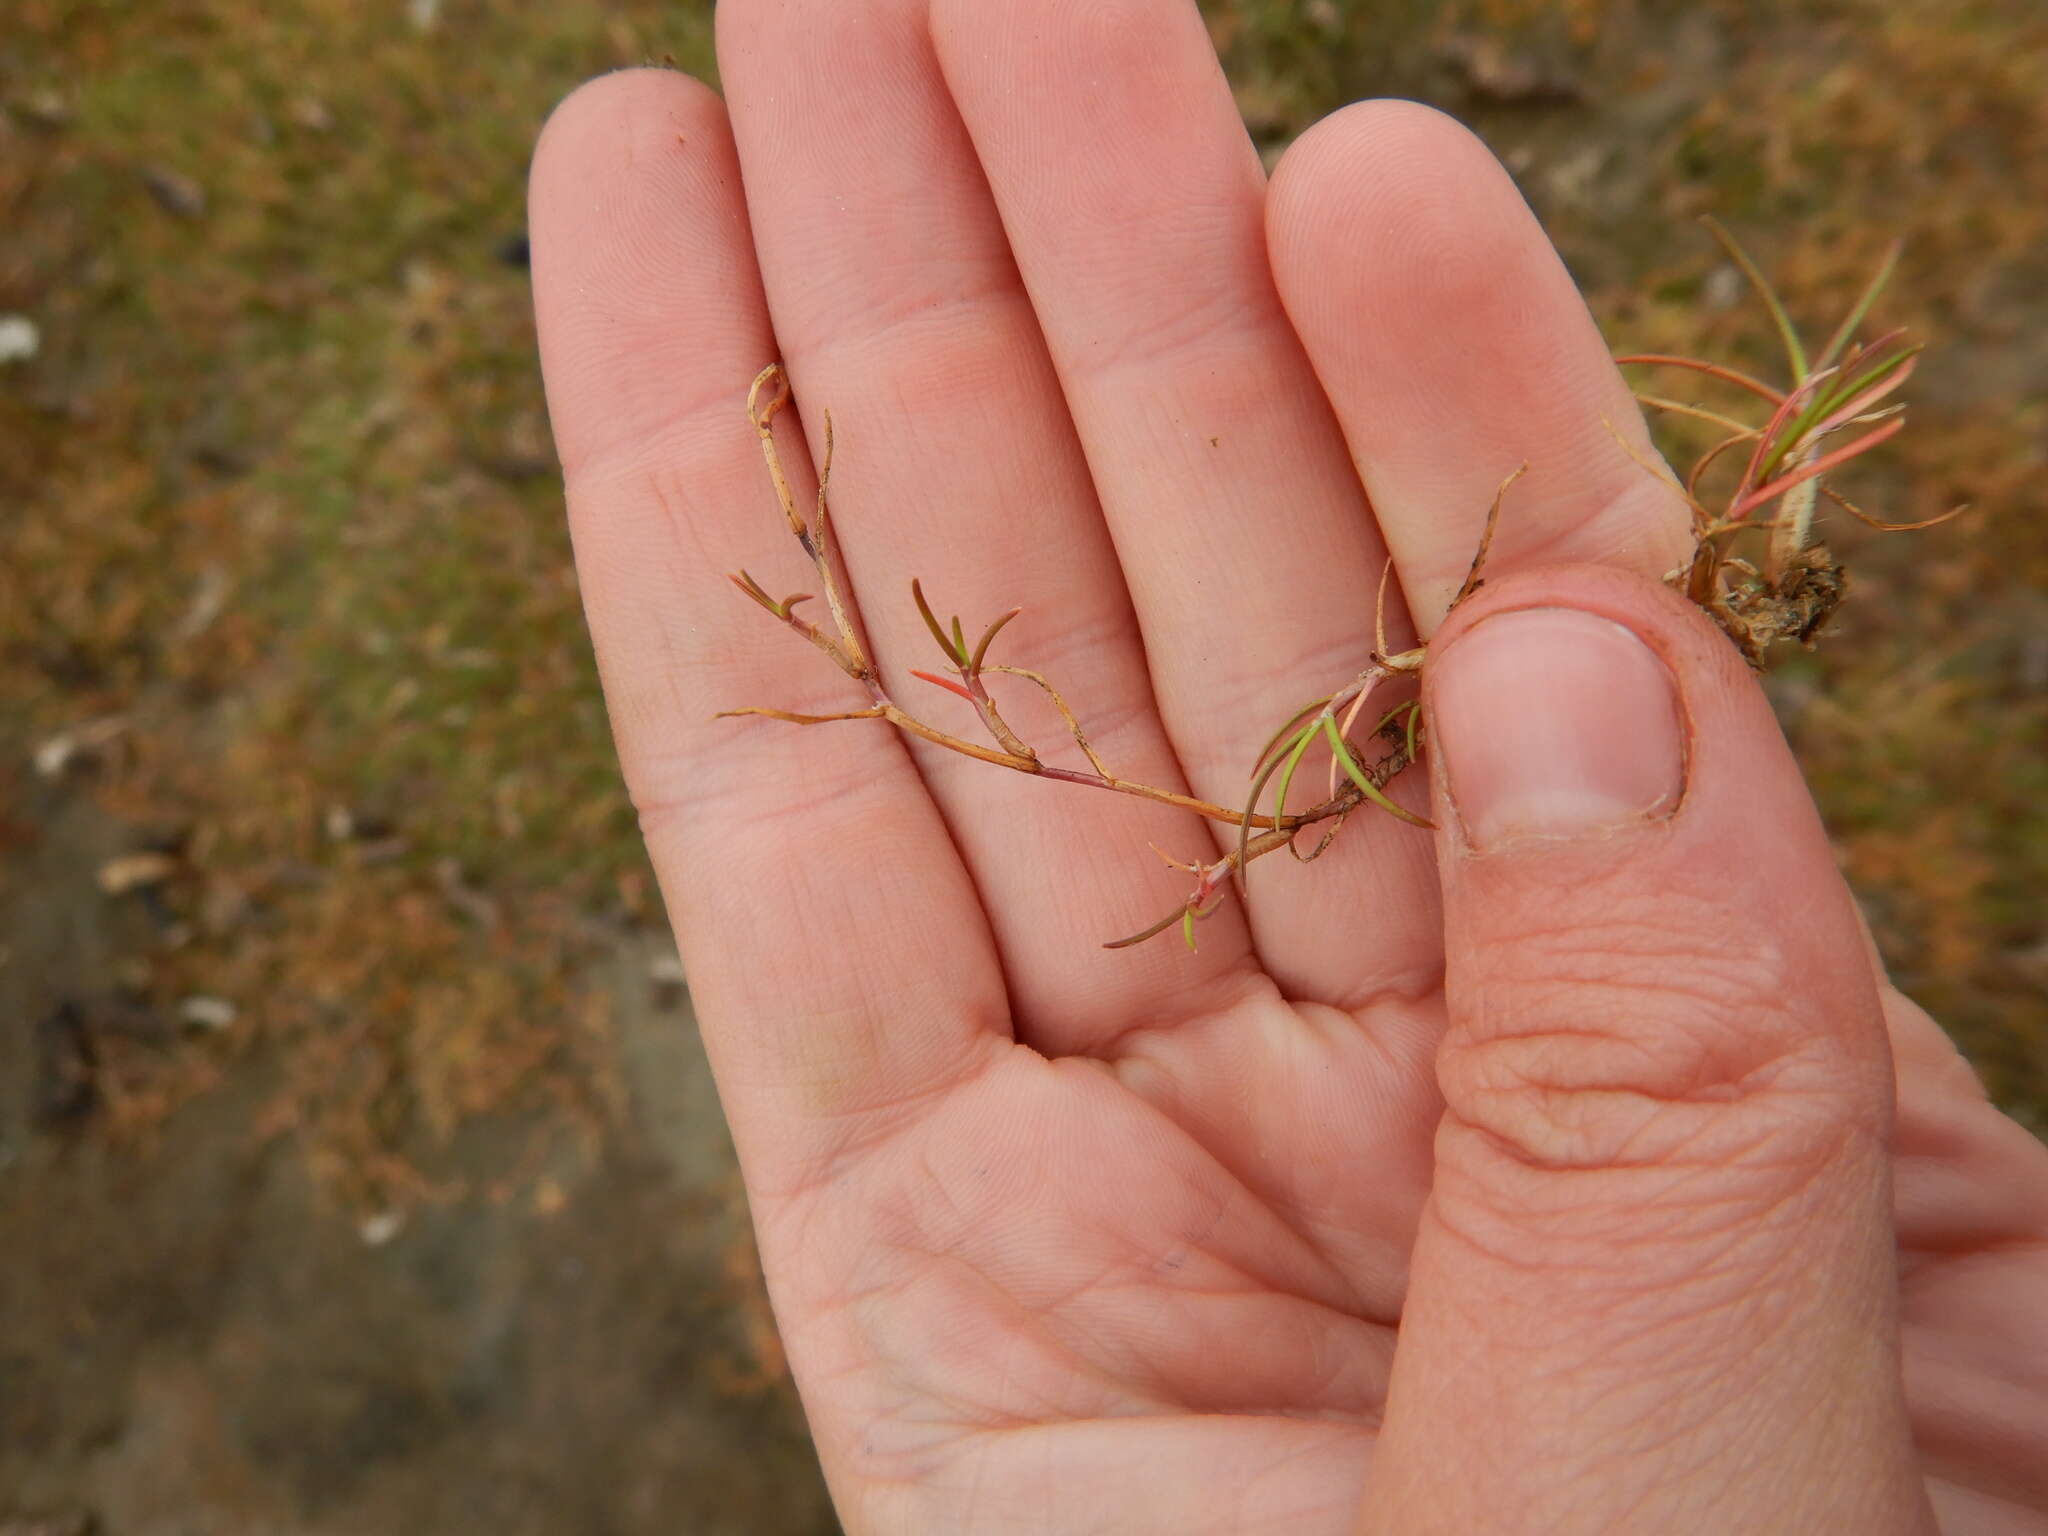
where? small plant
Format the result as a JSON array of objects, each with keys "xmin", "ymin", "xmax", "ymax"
[
  {"xmin": 720, "ymin": 224, "xmax": 1961, "ymax": 950},
  {"xmin": 1621, "ymin": 219, "xmax": 1962, "ymax": 667}
]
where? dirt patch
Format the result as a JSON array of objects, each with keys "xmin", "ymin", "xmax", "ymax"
[{"xmin": 0, "ymin": 787, "xmax": 834, "ymax": 1533}]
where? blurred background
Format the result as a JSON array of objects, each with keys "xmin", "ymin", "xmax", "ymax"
[{"xmin": 1, "ymin": 0, "xmax": 2042, "ymax": 1530}]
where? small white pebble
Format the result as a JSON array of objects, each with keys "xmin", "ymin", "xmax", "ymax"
[
  {"xmin": 32, "ymin": 734, "xmax": 75, "ymax": 778},
  {"xmin": 98, "ymin": 851, "xmax": 178, "ymax": 895},
  {"xmin": 359, "ymin": 1210, "xmax": 405, "ymax": 1246},
  {"xmin": 0, "ymin": 315, "xmax": 39, "ymax": 365},
  {"xmin": 31, "ymin": 715, "xmax": 127, "ymax": 778},
  {"xmin": 1704, "ymin": 264, "xmax": 1746, "ymax": 312},
  {"xmin": 177, "ymin": 996, "xmax": 238, "ymax": 1032}
]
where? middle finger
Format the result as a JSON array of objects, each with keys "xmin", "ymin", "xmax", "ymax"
[{"xmin": 929, "ymin": 0, "xmax": 1442, "ymax": 1006}]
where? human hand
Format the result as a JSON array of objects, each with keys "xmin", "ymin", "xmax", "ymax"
[{"xmin": 528, "ymin": 3, "xmax": 2048, "ymax": 1530}]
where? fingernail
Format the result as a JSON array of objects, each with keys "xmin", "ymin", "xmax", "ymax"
[{"xmin": 1431, "ymin": 607, "xmax": 1683, "ymax": 851}]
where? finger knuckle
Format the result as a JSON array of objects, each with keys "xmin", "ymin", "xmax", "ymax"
[{"xmin": 1439, "ymin": 900, "xmax": 1889, "ymax": 1180}]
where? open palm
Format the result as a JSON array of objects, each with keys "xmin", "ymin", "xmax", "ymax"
[{"xmin": 531, "ymin": 3, "xmax": 2048, "ymax": 1530}]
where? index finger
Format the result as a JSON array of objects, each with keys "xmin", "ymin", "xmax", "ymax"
[{"xmin": 529, "ymin": 70, "xmax": 1008, "ymax": 1189}]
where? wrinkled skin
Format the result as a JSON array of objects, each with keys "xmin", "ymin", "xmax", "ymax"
[{"xmin": 529, "ymin": 2, "xmax": 2048, "ymax": 1530}]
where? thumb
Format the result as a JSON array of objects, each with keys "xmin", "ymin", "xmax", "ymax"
[{"xmin": 1362, "ymin": 565, "xmax": 1933, "ymax": 1535}]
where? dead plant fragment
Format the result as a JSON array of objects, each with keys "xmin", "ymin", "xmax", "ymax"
[{"xmin": 722, "ymin": 225, "xmax": 1959, "ymax": 950}]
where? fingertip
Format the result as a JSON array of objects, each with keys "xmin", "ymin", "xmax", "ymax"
[
  {"xmin": 1422, "ymin": 562, "xmax": 1810, "ymax": 882},
  {"xmin": 1270, "ymin": 98, "xmax": 1511, "ymax": 267},
  {"xmin": 1267, "ymin": 94, "xmax": 1563, "ymax": 405},
  {"xmin": 529, "ymin": 67, "xmax": 766, "ymax": 484},
  {"xmin": 530, "ymin": 66, "xmax": 725, "ymax": 214},
  {"xmin": 1422, "ymin": 560, "xmax": 1773, "ymax": 808},
  {"xmin": 929, "ymin": 0, "xmax": 1265, "ymax": 329},
  {"xmin": 934, "ymin": 0, "xmax": 1247, "ymax": 161},
  {"xmin": 1429, "ymin": 604, "xmax": 1685, "ymax": 852}
]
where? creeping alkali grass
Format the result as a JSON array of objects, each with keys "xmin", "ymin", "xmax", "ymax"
[{"xmin": 719, "ymin": 225, "xmax": 1961, "ymax": 951}]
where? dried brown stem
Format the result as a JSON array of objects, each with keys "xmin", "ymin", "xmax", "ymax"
[
  {"xmin": 1452, "ymin": 463, "xmax": 1526, "ymax": 608},
  {"xmin": 1635, "ymin": 393, "xmax": 1760, "ymax": 436},
  {"xmin": 985, "ymin": 664, "xmax": 1112, "ymax": 780},
  {"xmin": 1687, "ymin": 430, "xmax": 1756, "ymax": 507},
  {"xmin": 749, "ymin": 364, "xmax": 868, "ymax": 676},
  {"xmin": 1821, "ymin": 485, "xmax": 1968, "ymax": 533},
  {"xmin": 716, "ymin": 704, "xmax": 888, "ymax": 727},
  {"xmin": 728, "ymin": 571, "xmax": 863, "ymax": 680}
]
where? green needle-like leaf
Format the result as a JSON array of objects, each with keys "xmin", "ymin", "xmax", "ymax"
[
  {"xmin": 1235, "ymin": 734, "xmax": 1290, "ymax": 883},
  {"xmin": 1103, "ymin": 906, "xmax": 1189, "ymax": 951},
  {"xmin": 911, "ymin": 579, "xmax": 967, "ymax": 663},
  {"xmin": 1764, "ymin": 337, "xmax": 1918, "ymax": 480},
  {"xmin": 1251, "ymin": 697, "xmax": 1333, "ymax": 775},
  {"xmin": 1813, "ymin": 239, "xmax": 1903, "ymax": 376},
  {"xmin": 969, "ymin": 608, "xmax": 1023, "ymax": 673},
  {"xmin": 1731, "ymin": 414, "xmax": 1906, "ymax": 520},
  {"xmin": 1270, "ymin": 721, "xmax": 1321, "ymax": 835},
  {"xmin": 1705, "ymin": 216, "xmax": 1809, "ymax": 381},
  {"xmin": 1325, "ymin": 716, "xmax": 1434, "ymax": 829}
]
